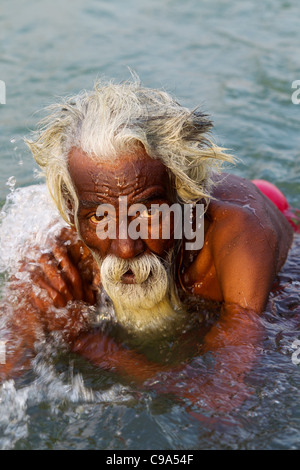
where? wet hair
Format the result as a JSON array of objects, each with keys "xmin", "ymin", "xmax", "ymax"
[{"xmin": 25, "ymin": 78, "xmax": 234, "ymax": 224}]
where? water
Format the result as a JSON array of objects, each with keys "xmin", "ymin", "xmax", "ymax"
[{"xmin": 0, "ymin": 0, "xmax": 300, "ymax": 450}]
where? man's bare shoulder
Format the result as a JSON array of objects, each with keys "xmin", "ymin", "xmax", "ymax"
[
  {"xmin": 180, "ymin": 173, "xmax": 294, "ymax": 308},
  {"xmin": 207, "ymin": 172, "xmax": 293, "ymax": 269}
]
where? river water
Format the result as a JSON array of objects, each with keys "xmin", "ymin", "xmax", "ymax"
[{"xmin": 0, "ymin": 0, "xmax": 300, "ymax": 450}]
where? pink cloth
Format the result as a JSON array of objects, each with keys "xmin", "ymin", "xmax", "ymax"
[{"xmin": 251, "ymin": 179, "xmax": 300, "ymax": 233}]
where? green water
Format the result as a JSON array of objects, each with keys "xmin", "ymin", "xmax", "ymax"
[{"xmin": 0, "ymin": 0, "xmax": 300, "ymax": 450}]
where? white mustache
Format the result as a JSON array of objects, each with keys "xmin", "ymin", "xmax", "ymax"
[
  {"xmin": 98, "ymin": 253, "xmax": 169, "ymax": 311},
  {"xmin": 91, "ymin": 250, "xmax": 184, "ymax": 333},
  {"xmin": 99, "ymin": 253, "xmax": 168, "ymax": 285}
]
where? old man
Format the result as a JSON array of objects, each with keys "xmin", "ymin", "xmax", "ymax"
[{"xmin": 0, "ymin": 80, "xmax": 294, "ymax": 408}]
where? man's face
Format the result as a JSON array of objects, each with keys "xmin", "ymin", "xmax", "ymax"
[
  {"xmin": 68, "ymin": 146, "xmax": 181, "ymax": 332},
  {"xmin": 68, "ymin": 145, "xmax": 175, "ymax": 268}
]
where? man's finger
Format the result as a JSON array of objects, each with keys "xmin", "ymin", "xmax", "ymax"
[
  {"xmin": 33, "ymin": 275, "xmax": 69, "ymax": 308},
  {"xmin": 51, "ymin": 245, "xmax": 84, "ymax": 300},
  {"xmin": 39, "ymin": 253, "xmax": 73, "ymax": 302}
]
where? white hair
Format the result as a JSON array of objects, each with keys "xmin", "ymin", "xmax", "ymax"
[{"xmin": 25, "ymin": 78, "xmax": 234, "ymax": 224}]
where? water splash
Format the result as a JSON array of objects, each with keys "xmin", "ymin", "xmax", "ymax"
[
  {"xmin": 0, "ymin": 184, "xmax": 67, "ymax": 275},
  {"xmin": 0, "ymin": 357, "xmax": 133, "ymax": 450},
  {"xmin": 5, "ymin": 176, "xmax": 16, "ymax": 193}
]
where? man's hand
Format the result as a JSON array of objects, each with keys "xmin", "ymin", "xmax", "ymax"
[
  {"xmin": 16, "ymin": 227, "xmax": 98, "ymax": 313},
  {"xmin": 0, "ymin": 227, "xmax": 99, "ymax": 382}
]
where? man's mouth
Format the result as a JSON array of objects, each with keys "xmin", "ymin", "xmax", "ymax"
[{"xmin": 121, "ymin": 269, "xmax": 137, "ymax": 284}]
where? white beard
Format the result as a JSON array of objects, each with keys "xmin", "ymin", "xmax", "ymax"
[{"xmin": 92, "ymin": 251, "xmax": 185, "ymax": 335}]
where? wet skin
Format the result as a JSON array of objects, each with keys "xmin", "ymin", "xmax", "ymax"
[
  {"xmin": 0, "ymin": 145, "xmax": 294, "ymax": 411},
  {"xmin": 68, "ymin": 145, "xmax": 293, "ymax": 313},
  {"xmin": 68, "ymin": 146, "xmax": 176, "ymax": 277}
]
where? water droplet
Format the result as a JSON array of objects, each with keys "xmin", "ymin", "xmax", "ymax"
[{"xmin": 6, "ymin": 176, "xmax": 16, "ymax": 192}]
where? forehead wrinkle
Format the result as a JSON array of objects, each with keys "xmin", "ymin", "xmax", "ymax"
[
  {"xmin": 79, "ymin": 175, "xmax": 150, "ymax": 204},
  {"xmin": 95, "ymin": 161, "xmax": 155, "ymax": 195},
  {"xmin": 69, "ymin": 146, "xmax": 170, "ymax": 205}
]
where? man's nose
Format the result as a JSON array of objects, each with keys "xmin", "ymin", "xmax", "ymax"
[{"xmin": 109, "ymin": 234, "xmax": 145, "ymax": 259}]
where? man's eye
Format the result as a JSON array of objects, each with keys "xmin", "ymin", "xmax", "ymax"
[{"xmin": 89, "ymin": 213, "xmax": 107, "ymax": 224}]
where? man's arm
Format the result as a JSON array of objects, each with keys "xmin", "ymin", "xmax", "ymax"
[
  {"xmin": 0, "ymin": 227, "xmax": 98, "ymax": 381},
  {"xmin": 0, "ymin": 227, "xmax": 170, "ymax": 384},
  {"xmin": 212, "ymin": 208, "xmax": 279, "ymax": 313},
  {"xmin": 181, "ymin": 207, "xmax": 288, "ymax": 411}
]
